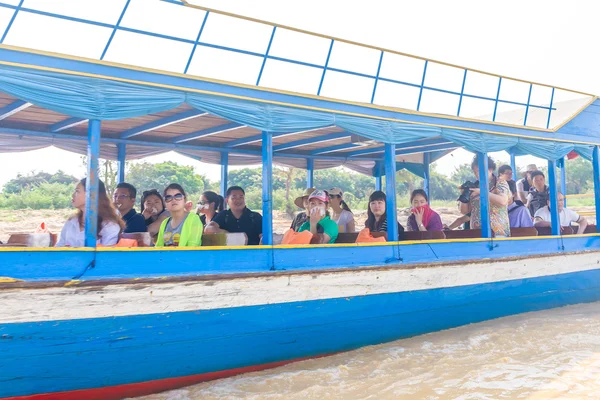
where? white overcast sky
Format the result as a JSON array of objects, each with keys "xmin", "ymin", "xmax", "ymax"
[{"xmin": 0, "ymin": 0, "xmax": 598, "ymax": 187}]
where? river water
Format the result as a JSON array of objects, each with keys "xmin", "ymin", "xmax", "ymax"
[{"xmin": 139, "ymin": 302, "xmax": 600, "ymax": 400}]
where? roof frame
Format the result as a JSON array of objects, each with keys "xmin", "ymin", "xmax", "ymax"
[
  {"xmin": 346, "ymin": 137, "xmax": 453, "ymax": 157},
  {"xmin": 120, "ymin": 109, "xmax": 208, "ymax": 139},
  {"xmin": 224, "ymin": 126, "xmax": 337, "ymax": 148},
  {"xmin": 310, "ymin": 143, "xmax": 362, "ymax": 155},
  {"xmin": 0, "ymin": 99, "xmax": 31, "ymax": 120},
  {"xmin": 49, "ymin": 117, "xmax": 88, "ymax": 133},
  {"xmin": 171, "ymin": 122, "xmax": 244, "ymax": 143},
  {"xmin": 273, "ymin": 131, "xmax": 351, "ymax": 152}
]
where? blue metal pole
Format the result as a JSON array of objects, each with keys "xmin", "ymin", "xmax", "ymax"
[
  {"xmin": 85, "ymin": 120, "xmax": 101, "ymax": 247},
  {"xmin": 593, "ymin": 146, "xmax": 600, "ymax": 229},
  {"xmin": 477, "ymin": 152, "xmax": 492, "ymax": 238},
  {"xmin": 547, "ymin": 159, "xmax": 560, "ymax": 235},
  {"xmin": 375, "ymin": 161, "xmax": 382, "ymax": 191},
  {"xmin": 559, "ymin": 157, "xmax": 567, "ymax": 207},
  {"xmin": 306, "ymin": 158, "xmax": 314, "ymax": 188},
  {"xmin": 220, "ymin": 152, "xmax": 228, "ymax": 197},
  {"xmin": 117, "ymin": 143, "xmax": 126, "ymax": 184},
  {"xmin": 509, "ymin": 151, "xmax": 517, "ymax": 177},
  {"xmin": 456, "ymin": 69, "xmax": 467, "ymax": 116},
  {"xmin": 384, "ymin": 144, "xmax": 398, "ymax": 241},
  {"xmin": 416, "ymin": 60, "xmax": 428, "ymax": 112},
  {"xmin": 262, "ymin": 131, "xmax": 273, "ymax": 245},
  {"xmin": 492, "ymin": 77, "xmax": 502, "ymax": 122},
  {"xmin": 423, "ymin": 152, "xmax": 431, "ymax": 199},
  {"xmin": 546, "ymin": 88, "xmax": 555, "ymax": 129}
]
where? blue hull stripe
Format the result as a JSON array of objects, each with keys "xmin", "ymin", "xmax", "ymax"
[{"xmin": 1, "ymin": 268, "xmax": 600, "ymax": 397}]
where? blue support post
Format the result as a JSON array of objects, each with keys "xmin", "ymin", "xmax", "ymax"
[
  {"xmin": 423, "ymin": 152, "xmax": 431, "ymax": 199},
  {"xmin": 306, "ymin": 158, "xmax": 314, "ymax": 188},
  {"xmin": 559, "ymin": 157, "xmax": 567, "ymax": 207},
  {"xmin": 85, "ymin": 120, "xmax": 101, "ymax": 248},
  {"xmin": 262, "ymin": 131, "xmax": 273, "ymax": 245},
  {"xmin": 220, "ymin": 152, "xmax": 228, "ymax": 198},
  {"xmin": 510, "ymin": 151, "xmax": 517, "ymax": 176},
  {"xmin": 117, "ymin": 143, "xmax": 126, "ymax": 184},
  {"xmin": 477, "ymin": 152, "xmax": 492, "ymax": 238},
  {"xmin": 593, "ymin": 146, "xmax": 600, "ymax": 228},
  {"xmin": 375, "ymin": 161, "xmax": 382, "ymax": 191},
  {"xmin": 384, "ymin": 144, "xmax": 398, "ymax": 242},
  {"xmin": 547, "ymin": 160, "xmax": 560, "ymax": 236}
]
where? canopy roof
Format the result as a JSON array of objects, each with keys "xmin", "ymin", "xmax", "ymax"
[{"xmin": 0, "ymin": 0, "xmax": 597, "ymax": 173}]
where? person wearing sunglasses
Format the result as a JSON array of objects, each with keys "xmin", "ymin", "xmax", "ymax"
[
  {"xmin": 113, "ymin": 182, "xmax": 147, "ymax": 234},
  {"xmin": 196, "ymin": 190, "xmax": 224, "ymax": 226},
  {"xmin": 205, "ymin": 186, "xmax": 262, "ymax": 245},
  {"xmin": 155, "ymin": 184, "xmax": 203, "ymax": 247},
  {"xmin": 328, "ymin": 188, "xmax": 356, "ymax": 233}
]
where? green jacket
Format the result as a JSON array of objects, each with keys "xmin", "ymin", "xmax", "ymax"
[{"xmin": 156, "ymin": 213, "xmax": 203, "ymax": 247}]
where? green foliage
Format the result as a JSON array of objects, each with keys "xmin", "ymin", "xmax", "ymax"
[
  {"xmin": 0, "ymin": 182, "xmax": 73, "ymax": 209},
  {"xmin": 565, "ymin": 157, "xmax": 593, "ymax": 195},
  {"xmin": 3, "ymin": 170, "xmax": 78, "ymax": 194},
  {"xmin": 127, "ymin": 161, "xmax": 206, "ymax": 195}
]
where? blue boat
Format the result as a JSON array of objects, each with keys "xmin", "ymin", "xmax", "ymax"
[{"xmin": 0, "ymin": 1, "xmax": 599, "ymax": 399}]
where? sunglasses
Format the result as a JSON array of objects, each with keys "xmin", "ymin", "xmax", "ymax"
[
  {"xmin": 164, "ymin": 193, "xmax": 184, "ymax": 203},
  {"xmin": 328, "ymin": 194, "xmax": 341, "ymax": 198}
]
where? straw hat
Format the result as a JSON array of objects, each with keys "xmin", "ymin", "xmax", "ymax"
[
  {"xmin": 521, "ymin": 164, "xmax": 538, "ymax": 177},
  {"xmin": 294, "ymin": 187, "xmax": 316, "ymax": 209}
]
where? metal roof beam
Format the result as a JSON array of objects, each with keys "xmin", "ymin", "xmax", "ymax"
[
  {"xmin": 0, "ymin": 100, "xmax": 32, "ymax": 120},
  {"xmin": 273, "ymin": 131, "xmax": 350, "ymax": 152},
  {"xmin": 49, "ymin": 117, "xmax": 88, "ymax": 133},
  {"xmin": 120, "ymin": 109, "xmax": 208, "ymax": 139},
  {"xmin": 310, "ymin": 143, "xmax": 362, "ymax": 155},
  {"xmin": 346, "ymin": 137, "xmax": 453, "ymax": 157},
  {"xmin": 171, "ymin": 122, "xmax": 244, "ymax": 143},
  {"xmin": 224, "ymin": 126, "xmax": 337, "ymax": 148},
  {"xmin": 395, "ymin": 142, "xmax": 458, "ymax": 156}
]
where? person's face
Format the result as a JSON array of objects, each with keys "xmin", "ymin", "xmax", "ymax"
[
  {"xmin": 557, "ymin": 193, "xmax": 565, "ymax": 212},
  {"xmin": 197, "ymin": 195, "xmax": 213, "ymax": 214},
  {"xmin": 144, "ymin": 194, "xmax": 163, "ymax": 215},
  {"xmin": 501, "ymin": 169, "xmax": 513, "ymax": 181},
  {"xmin": 309, "ymin": 198, "xmax": 327, "ymax": 215},
  {"xmin": 72, "ymin": 183, "xmax": 85, "ymax": 210},
  {"xmin": 302, "ymin": 197, "xmax": 310, "ymax": 210},
  {"xmin": 533, "ymin": 175, "xmax": 545, "ymax": 191},
  {"xmin": 472, "ymin": 164, "xmax": 479, "ymax": 180},
  {"xmin": 113, "ymin": 187, "xmax": 135, "ymax": 212},
  {"xmin": 370, "ymin": 199, "xmax": 386, "ymax": 218},
  {"xmin": 164, "ymin": 188, "xmax": 185, "ymax": 213},
  {"xmin": 526, "ymin": 172, "xmax": 534, "ymax": 184},
  {"xmin": 411, "ymin": 194, "xmax": 427, "ymax": 208},
  {"xmin": 328, "ymin": 194, "xmax": 341, "ymax": 206},
  {"xmin": 227, "ymin": 190, "xmax": 246, "ymax": 212}
]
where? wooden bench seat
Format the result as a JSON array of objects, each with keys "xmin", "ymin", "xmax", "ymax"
[
  {"xmin": 535, "ymin": 226, "xmax": 575, "ymax": 236},
  {"xmin": 443, "ymin": 229, "xmax": 483, "ymax": 239},
  {"xmin": 201, "ymin": 232, "xmax": 247, "ymax": 246},
  {"xmin": 403, "ymin": 230, "xmax": 446, "ymax": 241},
  {"xmin": 7, "ymin": 233, "xmax": 56, "ymax": 247},
  {"xmin": 509, "ymin": 227, "xmax": 538, "ymax": 237}
]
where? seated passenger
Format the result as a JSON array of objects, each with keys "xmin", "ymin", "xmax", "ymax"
[
  {"xmin": 444, "ymin": 214, "xmax": 471, "ymax": 230},
  {"xmin": 141, "ymin": 189, "xmax": 170, "ymax": 242},
  {"xmin": 364, "ymin": 190, "xmax": 405, "ymax": 240},
  {"xmin": 534, "ymin": 192, "xmax": 588, "ymax": 234},
  {"xmin": 328, "ymin": 188, "xmax": 356, "ymax": 233},
  {"xmin": 526, "ymin": 171, "xmax": 549, "ymax": 216},
  {"xmin": 55, "ymin": 178, "xmax": 124, "ymax": 247},
  {"xmin": 297, "ymin": 190, "xmax": 339, "ymax": 244},
  {"xmin": 196, "ymin": 191, "xmax": 224, "ymax": 226},
  {"xmin": 155, "ymin": 184, "xmax": 202, "ymax": 247},
  {"xmin": 113, "ymin": 182, "xmax": 147, "ymax": 233},
  {"xmin": 407, "ymin": 189, "xmax": 443, "ymax": 231},
  {"xmin": 290, "ymin": 188, "xmax": 315, "ymax": 232},
  {"xmin": 516, "ymin": 165, "xmax": 537, "ymax": 204},
  {"xmin": 205, "ymin": 186, "xmax": 263, "ymax": 245},
  {"xmin": 498, "ymin": 165, "xmax": 513, "ymax": 182},
  {"xmin": 506, "ymin": 180, "xmax": 533, "ymax": 228}
]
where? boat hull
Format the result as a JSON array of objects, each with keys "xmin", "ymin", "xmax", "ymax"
[{"xmin": 2, "ymin": 251, "xmax": 600, "ymax": 399}]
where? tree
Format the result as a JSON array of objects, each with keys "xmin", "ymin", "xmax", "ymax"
[
  {"xmin": 3, "ymin": 170, "xmax": 78, "ymax": 194},
  {"xmin": 450, "ymin": 163, "xmax": 475, "ymax": 185},
  {"xmin": 566, "ymin": 157, "xmax": 593, "ymax": 194},
  {"xmin": 127, "ymin": 161, "xmax": 205, "ymax": 195}
]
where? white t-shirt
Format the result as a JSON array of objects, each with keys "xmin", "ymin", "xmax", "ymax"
[
  {"xmin": 55, "ymin": 218, "xmax": 121, "ymax": 247},
  {"xmin": 534, "ymin": 206, "xmax": 580, "ymax": 227},
  {"xmin": 333, "ymin": 209, "xmax": 355, "ymax": 233}
]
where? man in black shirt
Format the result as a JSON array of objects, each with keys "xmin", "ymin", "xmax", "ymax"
[
  {"xmin": 113, "ymin": 183, "xmax": 147, "ymax": 233},
  {"xmin": 205, "ymin": 186, "xmax": 263, "ymax": 245}
]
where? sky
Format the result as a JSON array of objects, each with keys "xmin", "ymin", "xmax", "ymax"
[{"xmin": 0, "ymin": 0, "xmax": 598, "ymax": 187}]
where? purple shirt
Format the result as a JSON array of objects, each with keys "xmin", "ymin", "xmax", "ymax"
[
  {"xmin": 507, "ymin": 203, "xmax": 533, "ymax": 228},
  {"xmin": 407, "ymin": 210, "xmax": 443, "ymax": 231}
]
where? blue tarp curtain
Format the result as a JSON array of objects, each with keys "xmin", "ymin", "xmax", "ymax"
[{"xmin": 0, "ymin": 65, "xmax": 594, "ymax": 162}]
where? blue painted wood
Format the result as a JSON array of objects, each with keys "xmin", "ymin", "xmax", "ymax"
[
  {"xmin": 0, "ymin": 49, "xmax": 576, "ymax": 145},
  {"xmin": 375, "ymin": 161, "xmax": 382, "ymax": 190},
  {"xmin": 477, "ymin": 152, "xmax": 492, "ymax": 238},
  {"xmin": 0, "ymin": 0, "xmax": 22, "ymax": 43},
  {"xmin": 306, "ymin": 158, "xmax": 314, "ymax": 188},
  {"xmin": 593, "ymin": 146, "xmax": 600, "ymax": 228},
  {"xmin": 224, "ymin": 131, "xmax": 290, "ymax": 148},
  {"xmin": 457, "ymin": 69, "xmax": 467, "ymax": 116},
  {"xmin": 85, "ymin": 120, "xmax": 101, "ymax": 247},
  {"xmin": 49, "ymin": 117, "xmax": 88, "ymax": 133},
  {"xmin": 423, "ymin": 152, "xmax": 430, "ymax": 198},
  {"xmin": 220, "ymin": 152, "xmax": 228, "ymax": 198},
  {"xmin": 346, "ymin": 138, "xmax": 454, "ymax": 158},
  {"xmin": 310, "ymin": 142, "xmax": 360, "ymax": 155},
  {"xmin": 560, "ymin": 157, "xmax": 567, "ymax": 207},
  {"xmin": 120, "ymin": 109, "xmax": 207, "ymax": 139},
  {"xmin": 0, "ymin": 99, "xmax": 30, "ymax": 120},
  {"xmin": 416, "ymin": 60, "xmax": 428, "ymax": 112},
  {"xmin": 184, "ymin": 11, "xmax": 210, "ymax": 74},
  {"xmin": 100, "ymin": 0, "xmax": 131, "ymax": 60},
  {"xmin": 547, "ymin": 159, "xmax": 560, "ymax": 235},
  {"xmin": 510, "ymin": 151, "xmax": 516, "ymax": 176},
  {"xmin": 370, "ymin": 51, "xmax": 384, "ymax": 104},
  {"xmin": 172, "ymin": 122, "xmax": 244, "ymax": 144},
  {"xmin": 317, "ymin": 40, "xmax": 334, "ymax": 96},
  {"xmin": 117, "ymin": 143, "xmax": 126, "ymax": 184},
  {"xmin": 272, "ymin": 132, "xmax": 350, "ymax": 152},
  {"xmin": 384, "ymin": 143, "xmax": 398, "ymax": 242},
  {"xmin": 546, "ymin": 87, "xmax": 555, "ymax": 129},
  {"xmin": 256, "ymin": 26, "xmax": 277, "ymax": 86},
  {"xmin": 557, "ymin": 98, "xmax": 600, "ymax": 139},
  {"xmin": 492, "ymin": 77, "xmax": 502, "ymax": 122},
  {"xmin": 2, "ymin": 268, "xmax": 600, "ymax": 397},
  {"xmin": 523, "ymin": 83, "xmax": 533, "ymax": 126},
  {"xmin": 262, "ymin": 131, "xmax": 273, "ymax": 245},
  {"xmin": 395, "ymin": 142, "xmax": 457, "ymax": 157}
]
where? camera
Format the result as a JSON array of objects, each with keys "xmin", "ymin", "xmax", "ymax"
[{"xmin": 458, "ymin": 180, "xmax": 479, "ymax": 203}]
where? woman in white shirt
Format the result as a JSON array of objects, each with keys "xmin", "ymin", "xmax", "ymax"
[
  {"xmin": 55, "ymin": 178, "xmax": 124, "ymax": 247},
  {"xmin": 328, "ymin": 187, "xmax": 356, "ymax": 233}
]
